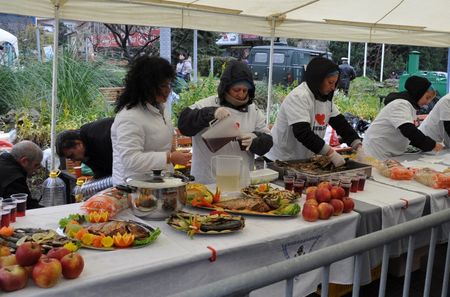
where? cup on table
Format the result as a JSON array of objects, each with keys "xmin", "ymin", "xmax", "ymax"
[
  {"xmin": 350, "ymin": 175, "xmax": 360, "ymax": 193},
  {"xmin": 283, "ymin": 175, "xmax": 295, "ymax": 191},
  {"xmin": 330, "ymin": 175, "xmax": 341, "ymax": 187},
  {"xmin": 1, "ymin": 207, "xmax": 10, "ymax": 227},
  {"xmin": 295, "ymin": 172, "xmax": 307, "ymax": 182},
  {"xmin": 306, "ymin": 176, "xmax": 318, "ymax": 187},
  {"xmin": 3, "ymin": 198, "xmax": 17, "ymax": 223},
  {"xmin": 341, "ymin": 181, "xmax": 351, "ymax": 197},
  {"xmin": 357, "ymin": 172, "xmax": 367, "ymax": 191},
  {"xmin": 10, "ymin": 193, "xmax": 27, "ymax": 217},
  {"xmin": 74, "ymin": 166, "xmax": 82, "ymax": 178},
  {"xmin": 293, "ymin": 180, "xmax": 305, "ymax": 195}
]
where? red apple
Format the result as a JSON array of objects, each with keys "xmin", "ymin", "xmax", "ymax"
[
  {"xmin": 317, "ymin": 202, "xmax": 334, "ymax": 220},
  {"xmin": 60, "ymin": 253, "xmax": 84, "ymax": 279},
  {"xmin": 15, "ymin": 242, "xmax": 42, "ymax": 267},
  {"xmin": 305, "ymin": 186, "xmax": 317, "ymax": 195},
  {"xmin": 330, "ymin": 199, "xmax": 344, "ymax": 216},
  {"xmin": 47, "ymin": 247, "xmax": 71, "ymax": 261},
  {"xmin": 342, "ymin": 197, "xmax": 355, "ymax": 213},
  {"xmin": 305, "ymin": 190, "xmax": 316, "ymax": 200},
  {"xmin": 0, "ymin": 265, "xmax": 28, "ymax": 292},
  {"xmin": 317, "ymin": 181, "xmax": 332, "ymax": 190},
  {"xmin": 302, "ymin": 204, "xmax": 319, "ymax": 222},
  {"xmin": 316, "ymin": 187, "xmax": 331, "ymax": 203},
  {"xmin": 330, "ymin": 186, "xmax": 346, "ymax": 200},
  {"xmin": 304, "ymin": 199, "xmax": 319, "ymax": 207},
  {"xmin": 0, "ymin": 255, "xmax": 17, "ymax": 268},
  {"xmin": 32, "ymin": 257, "xmax": 62, "ymax": 288}
]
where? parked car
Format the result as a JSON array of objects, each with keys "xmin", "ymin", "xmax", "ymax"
[{"xmin": 248, "ymin": 45, "xmax": 332, "ymax": 85}]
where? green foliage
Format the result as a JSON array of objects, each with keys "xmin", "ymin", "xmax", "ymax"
[
  {"xmin": 171, "ymin": 76, "xmax": 218, "ymax": 126},
  {"xmin": 334, "ymin": 77, "xmax": 396, "ymax": 121},
  {"xmin": 197, "ymin": 56, "xmax": 237, "ymax": 77},
  {"xmin": 0, "ymin": 50, "xmax": 121, "ymax": 147}
]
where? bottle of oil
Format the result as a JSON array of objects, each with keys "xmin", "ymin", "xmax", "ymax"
[
  {"xmin": 72, "ymin": 178, "xmax": 86, "ymax": 203},
  {"xmin": 41, "ymin": 170, "xmax": 66, "ymax": 206}
]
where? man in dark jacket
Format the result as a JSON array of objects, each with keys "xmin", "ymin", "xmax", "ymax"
[
  {"xmin": 338, "ymin": 57, "xmax": 356, "ymax": 96},
  {"xmin": 0, "ymin": 140, "xmax": 43, "ymax": 209},
  {"xmin": 56, "ymin": 118, "xmax": 114, "ymax": 179}
]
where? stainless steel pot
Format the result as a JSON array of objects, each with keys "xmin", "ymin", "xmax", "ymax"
[{"xmin": 125, "ymin": 170, "xmax": 188, "ymax": 220}]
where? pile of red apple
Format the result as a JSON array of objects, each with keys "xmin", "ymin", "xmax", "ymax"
[
  {"xmin": 301, "ymin": 182, "xmax": 355, "ymax": 222},
  {"xmin": 0, "ymin": 242, "xmax": 84, "ymax": 292}
]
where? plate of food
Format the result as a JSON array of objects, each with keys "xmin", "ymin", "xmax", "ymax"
[
  {"xmin": 0, "ymin": 226, "xmax": 79, "ymax": 253},
  {"xmin": 188, "ymin": 184, "xmax": 301, "ymax": 217},
  {"xmin": 58, "ymin": 212, "xmax": 161, "ymax": 250},
  {"xmin": 167, "ymin": 211, "xmax": 245, "ymax": 238}
]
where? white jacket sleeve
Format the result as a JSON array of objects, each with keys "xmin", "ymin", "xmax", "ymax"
[{"xmin": 115, "ymin": 117, "xmax": 167, "ymax": 174}]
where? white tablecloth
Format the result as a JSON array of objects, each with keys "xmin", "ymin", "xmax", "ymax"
[{"xmin": 7, "ymin": 202, "xmax": 359, "ymax": 297}]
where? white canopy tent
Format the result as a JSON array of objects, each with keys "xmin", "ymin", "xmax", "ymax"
[{"xmin": 1, "ymin": 0, "xmax": 450, "ymax": 169}]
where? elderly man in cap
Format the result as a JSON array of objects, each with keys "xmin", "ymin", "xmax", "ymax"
[
  {"xmin": 0, "ymin": 140, "xmax": 43, "ymax": 209},
  {"xmin": 338, "ymin": 57, "xmax": 356, "ymax": 96}
]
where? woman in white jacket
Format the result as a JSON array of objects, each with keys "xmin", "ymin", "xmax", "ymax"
[{"xmin": 111, "ymin": 56, "xmax": 191, "ymax": 185}]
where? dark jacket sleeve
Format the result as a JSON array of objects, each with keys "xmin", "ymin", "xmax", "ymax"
[
  {"xmin": 4, "ymin": 178, "xmax": 43, "ymax": 209},
  {"xmin": 292, "ymin": 122, "xmax": 325, "ymax": 154},
  {"xmin": 249, "ymin": 131, "xmax": 273, "ymax": 156},
  {"xmin": 444, "ymin": 121, "xmax": 450, "ymax": 138},
  {"xmin": 329, "ymin": 114, "xmax": 360, "ymax": 146},
  {"xmin": 398, "ymin": 123, "xmax": 436, "ymax": 151},
  {"xmin": 177, "ymin": 107, "xmax": 217, "ymax": 136}
]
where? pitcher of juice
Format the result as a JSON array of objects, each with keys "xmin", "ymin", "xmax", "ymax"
[
  {"xmin": 202, "ymin": 117, "xmax": 240, "ymax": 153},
  {"xmin": 211, "ymin": 155, "xmax": 249, "ymax": 192}
]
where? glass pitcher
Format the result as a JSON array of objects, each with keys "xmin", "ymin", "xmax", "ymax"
[{"xmin": 211, "ymin": 155, "xmax": 249, "ymax": 192}]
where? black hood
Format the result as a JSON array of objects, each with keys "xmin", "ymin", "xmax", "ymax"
[
  {"xmin": 384, "ymin": 76, "xmax": 431, "ymax": 110},
  {"xmin": 217, "ymin": 60, "xmax": 255, "ymax": 112},
  {"xmin": 304, "ymin": 57, "xmax": 340, "ymax": 102}
]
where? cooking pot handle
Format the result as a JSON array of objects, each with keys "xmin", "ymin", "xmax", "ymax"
[
  {"xmin": 173, "ymin": 171, "xmax": 195, "ymax": 182},
  {"xmin": 115, "ymin": 184, "xmax": 134, "ymax": 193}
]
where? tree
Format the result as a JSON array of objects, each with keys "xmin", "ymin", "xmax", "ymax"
[
  {"xmin": 171, "ymin": 29, "xmax": 222, "ymax": 63},
  {"xmin": 102, "ymin": 24, "xmax": 160, "ymax": 62}
]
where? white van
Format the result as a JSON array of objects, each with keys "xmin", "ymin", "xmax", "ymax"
[{"xmin": 0, "ymin": 28, "xmax": 19, "ymax": 67}]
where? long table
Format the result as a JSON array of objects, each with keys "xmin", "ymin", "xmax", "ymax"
[{"xmin": 7, "ymin": 202, "xmax": 359, "ymax": 297}]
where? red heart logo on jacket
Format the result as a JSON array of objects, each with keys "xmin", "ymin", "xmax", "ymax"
[{"xmin": 315, "ymin": 114, "xmax": 326, "ymax": 125}]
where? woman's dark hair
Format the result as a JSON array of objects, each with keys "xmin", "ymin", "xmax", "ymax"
[
  {"xmin": 115, "ymin": 56, "xmax": 175, "ymax": 113},
  {"xmin": 56, "ymin": 130, "xmax": 81, "ymax": 157},
  {"xmin": 304, "ymin": 57, "xmax": 340, "ymax": 102}
]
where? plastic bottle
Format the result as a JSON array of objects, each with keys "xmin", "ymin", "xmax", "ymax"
[
  {"xmin": 41, "ymin": 170, "xmax": 66, "ymax": 207},
  {"xmin": 72, "ymin": 178, "xmax": 86, "ymax": 203}
]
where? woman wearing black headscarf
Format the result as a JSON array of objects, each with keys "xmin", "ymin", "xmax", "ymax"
[
  {"xmin": 178, "ymin": 60, "xmax": 273, "ymax": 184},
  {"xmin": 266, "ymin": 57, "xmax": 362, "ymax": 166},
  {"xmin": 363, "ymin": 76, "xmax": 443, "ymax": 161}
]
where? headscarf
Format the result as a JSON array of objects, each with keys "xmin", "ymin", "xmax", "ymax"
[
  {"xmin": 304, "ymin": 57, "xmax": 340, "ymax": 102},
  {"xmin": 384, "ymin": 76, "xmax": 432, "ymax": 110},
  {"xmin": 217, "ymin": 60, "xmax": 255, "ymax": 112}
]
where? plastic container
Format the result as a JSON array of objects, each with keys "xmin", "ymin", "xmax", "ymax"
[
  {"xmin": 201, "ymin": 117, "xmax": 240, "ymax": 153},
  {"xmin": 72, "ymin": 178, "xmax": 86, "ymax": 203},
  {"xmin": 41, "ymin": 170, "xmax": 66, "ymax": 207},
  {"xmin": 250, "ymin": 169, "xmax": 279, "ymax": 185}
]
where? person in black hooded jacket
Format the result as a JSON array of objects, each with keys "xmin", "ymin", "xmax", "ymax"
[
  {"xmin": 266, "ymin": 57, "xmax": 362, "ymax": 166},
  {"xmin": 363, "ymin": 76, "xmax": 443, "ymax": 160},
  {"xmin": 178, "ymin": 60, "xmax": 273, "ymax": 184}
]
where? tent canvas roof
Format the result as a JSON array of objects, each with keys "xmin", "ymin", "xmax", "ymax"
[{"xmin": 0, "ymin": 0, "xmax": 449, "ymax": 47}]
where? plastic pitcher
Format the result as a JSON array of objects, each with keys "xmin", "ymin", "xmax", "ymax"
[
  {"xmin": 211, "ymin": 155, "xmax": 249, "ymax": 192},
  {"xmin": 202, "ymin": 117, "xmax": 240, "ymax": 153}
]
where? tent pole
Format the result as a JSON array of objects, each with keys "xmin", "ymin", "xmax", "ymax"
[
  {"xmin": 50, "ymin": 3, "xmax": 60, "ymax": 170},
  {"xmin": 380, "ymin": 43, "xmax": 385, "ymax": 82},
  {"xmin": 363, "ymin": 42, "xmax": 368, "ymax": 77},
  {"xmin": 347, "ymin": 41, "xmax": 351, "ymax": 65},
  {"xmin": 447, "ymin": 48, "xmax": 450, "ymax": 93},
  {"xmin": 193, "ymin": 29, "xmax": 198, "ymax": 82},
  {"xmin": 266, "ymin": 17, "xmax": 276, "ymax": 125}
]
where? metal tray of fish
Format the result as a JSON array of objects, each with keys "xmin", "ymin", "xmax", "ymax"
[
  {"xmin": 188, "ymin": 205, "xmax": 299, "ymax": 217},
  {"xmin": 268, "ymin": 157, "xmax": 372, "ymax": 179}
]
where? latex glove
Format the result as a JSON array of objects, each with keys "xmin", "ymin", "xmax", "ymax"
[
  {"xmin": 214, "ymin": 107, "xmax": 231, "ymax": 120},
  {"xmin": 329, "ymin": 150, "xmax": 346, "ymax": 167},
  {"xmin": 239, "ymin": 133, "xmax": 257, "ymax": 151},
  {"xmin": 433, "ymin": 143, "xmax": 444, "ymax": 153}
]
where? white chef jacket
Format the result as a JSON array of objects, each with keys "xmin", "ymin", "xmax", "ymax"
[
  {"xmin": 111, "ymin": 103, "xmax": 173, "ymax": 185},
  {"xmin": 419, "ymin": 94, "xmax": 450, "ymax": 147},
  {"xmin": 363, "ymin": 99, "xmax": 416, "ymax": 161},
  {"xmin": 266, "ymin": 82, "xmax": 340, "ymax": 161},
  {"xmin": 189, "ymin": 95, "xmax": 269, "ymax": 184}
]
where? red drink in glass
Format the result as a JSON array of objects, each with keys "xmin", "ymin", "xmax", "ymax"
[
  {"xmin": 1, "ymin": 210, "xmax": 10, "ymax": 227},
  {"xmin": 293, "ymin": 181, "xmax": 305, "ymax": 195},
  {"xmin": 341, "ymin": 182, "xmax": 351, "ymax": 197},
  {"xmin": 15, "ymin": 200, "xmax": 26, "ymax": 217},
  {"xmin": 350, "ymin": 176, "xmax": 359, "ymax": 193}
]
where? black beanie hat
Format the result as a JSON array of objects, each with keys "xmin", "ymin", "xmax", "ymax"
[
  {"xmin": 304, "ymin": 57, "xmax": 340, "ymax": 102},
  {"xmin": 405, "ymin": 76, "xmax": 432, "ymax": 101}
]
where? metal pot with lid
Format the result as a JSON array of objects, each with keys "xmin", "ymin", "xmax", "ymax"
[{"xmin": 125, "ymin": 170, "xmax": 189, "ymax": 220}]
